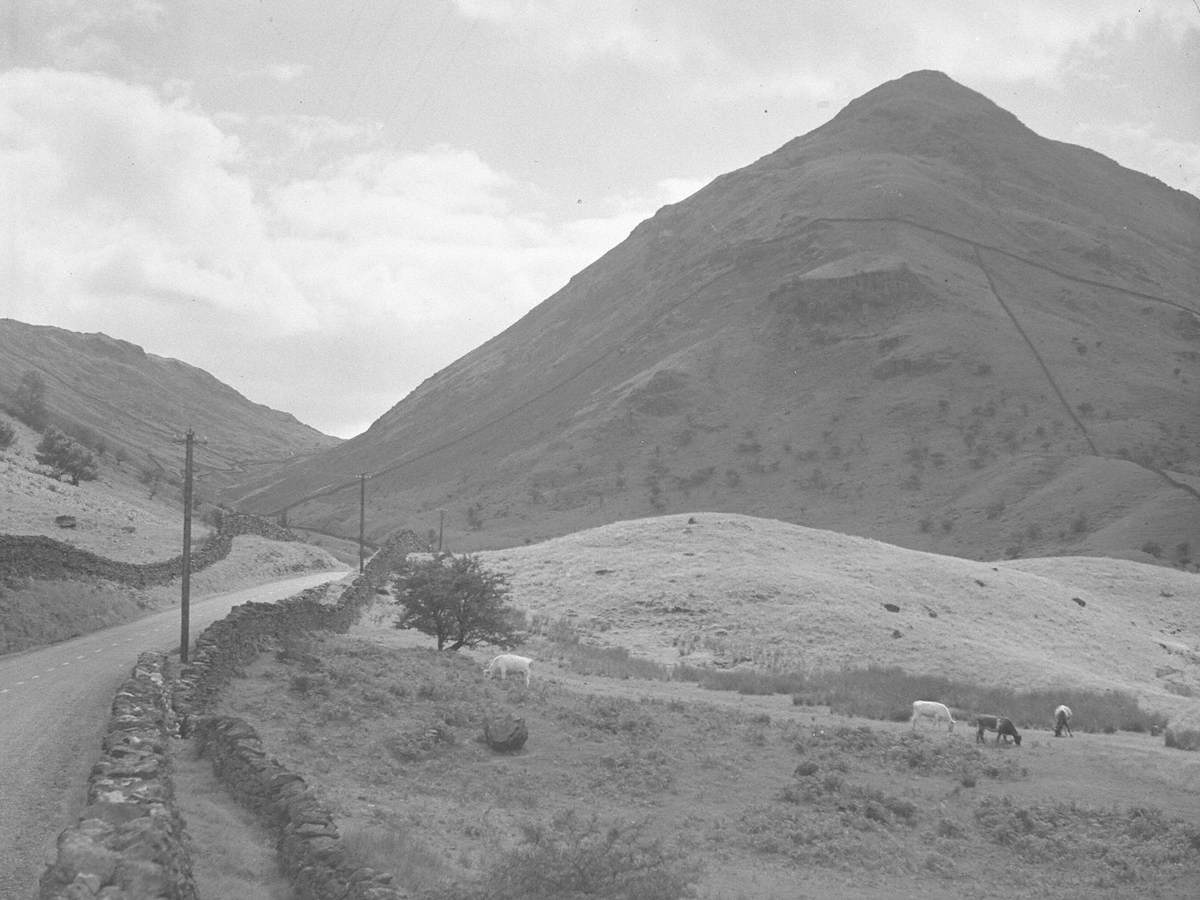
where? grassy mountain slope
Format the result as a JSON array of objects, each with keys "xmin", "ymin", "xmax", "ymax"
[
  {"xmin": 0, "ymin": 411, "xmax": 343, "ymax": 654},
  {"xmin": 0, "ymin": 318, "xmax": 339, "ymax": 492},
  {"xmin": 225, "ymin": 71, "xmax": 1200, "ymax": 565}
]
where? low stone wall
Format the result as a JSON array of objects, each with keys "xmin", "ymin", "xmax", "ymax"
[
  {"xmin": 172, "ymin": 530, "xmax": 420, "ymax": 717},
  {"xmin": 38, "ymin": 529, "xmax": 425, "ymax": 900},
  {"xmin": 0, "ymin": 512, "xmax": 299, "ymax": 585},
  {"xmin": 171, "ymin": 530, "xmax": 422, "ymax": 900},
  {"xmin": 190, "ymin": 716, "xmax": 400, "ymax": 900},
  {"xmin": 38, "ymin": 652, "xmax": 197, "ymax": 900}
]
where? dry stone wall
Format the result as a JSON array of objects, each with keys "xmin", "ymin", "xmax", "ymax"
[
  {"xmin": 173, "ymin": 530, "xmax": 422, "ymax": 900},
  {"xmin": 0, "ymin": 512, "xmax": 299, "ymax": 585},
  {"xmin": 39, "ymin": 529, "xmax": 425, "ymax": 900},
  {"xmin": 38, "ymin": 652, "xmax": 197, "ymax": 900}
]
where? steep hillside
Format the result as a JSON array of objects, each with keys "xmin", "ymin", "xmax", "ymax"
[
  {"xmin": 0, "ymin": 318, "xmax": 339, "ymax": 492},
  {"xmin": 226, "ymin": 71, "xmax": 1200, "ymax": 565}
]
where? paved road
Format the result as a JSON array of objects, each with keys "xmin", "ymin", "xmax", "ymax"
[{"xmin": 0, "ymin": 570, "xmax": 349, "ymax": 899}]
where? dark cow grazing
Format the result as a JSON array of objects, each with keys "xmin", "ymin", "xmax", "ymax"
[
  {"xmin": 1054, "ymin": 704, "xmax": 1073, "ymax": 737},
  {"xmin": 975, "ymin": 714, "xmax": 1022, "ymax": 746}
]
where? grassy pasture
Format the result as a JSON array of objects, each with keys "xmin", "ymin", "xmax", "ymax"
[{"xmin": 210, "ymin": 628, "xmax": 1200, "ymax": 899}]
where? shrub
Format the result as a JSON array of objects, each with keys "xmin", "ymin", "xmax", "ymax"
[
  {"xmin": 1164, "ymin": 727, "xmax": 1200, "ymax": 752},
  {"xmin": 475, "ymin": 809, "xmax": 697, "ymax": 900},
  {"xmin": 0, "ymin": 418, "xmax": 14, "ymax": 451},
  {"xmin": 35, "ymin": 426, "xmax": 98, "ymax": 485},
  {"xmin": 13, "ymin": 370, "xmax": 48, "ymax": 429}
]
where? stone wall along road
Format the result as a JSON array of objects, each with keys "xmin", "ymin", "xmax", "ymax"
[{"xmin": 0, "ymin": 569, "xmax": 349, "ymax": 899}]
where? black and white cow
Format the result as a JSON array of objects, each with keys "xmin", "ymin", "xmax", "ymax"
[{"xmin": 975, "ymin": 714, "xmax": 1022, "ymax": 746}]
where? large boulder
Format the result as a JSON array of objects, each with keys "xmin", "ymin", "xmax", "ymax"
[{"xmin": 483, "ymin": 714, "xmax": 528, "ymax": 753}]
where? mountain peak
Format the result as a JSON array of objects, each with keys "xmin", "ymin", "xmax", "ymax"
[{"xmin": 828, "ymin": 69, "xmax": 1030, "ymax": 135}]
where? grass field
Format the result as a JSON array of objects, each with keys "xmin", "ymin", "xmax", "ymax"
[{"xmin": 209, "ymin": 613, "xmax": 1200, "ymax": 899}]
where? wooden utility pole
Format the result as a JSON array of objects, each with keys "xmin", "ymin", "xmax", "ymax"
[
  {"xmin": 438, "ymin": 508, "xmax": 445, "ymax": 553},
  {"xmin": 358, "ymin": 472, "xmax": 370, "ymax": 573},
  {"xmin": 176, "ymin": 429, "xmax": 197, "ymax": 662}
]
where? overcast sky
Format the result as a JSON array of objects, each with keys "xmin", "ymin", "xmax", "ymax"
[{"xmin": 2, "ymin": 2, "xmax": 1197, "ymax": 438}]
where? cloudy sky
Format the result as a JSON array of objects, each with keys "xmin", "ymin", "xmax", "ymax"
[{"xmin": 2, "ymin": 1, "xmax": 1197, "ymax": 438}]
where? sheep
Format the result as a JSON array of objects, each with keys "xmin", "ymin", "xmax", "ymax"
[
  {"xmin": 975, "ymin": 714, "xmax": 1022, "ymax": 746},
  {"xmin": 1054, "ymin": 704, "xmax": 1073, "ymax": 737},
  {"xmin": 483, "ymin": 653, "xmax": 532, "ymax": 687},
  {"xmin": 911, "ymin": 700, "xmax": 955, "ymax": 732}
]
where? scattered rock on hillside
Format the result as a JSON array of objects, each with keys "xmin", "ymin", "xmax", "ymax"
[{"xmin": 483, "ymin": 714, "xmax": 528, "ymax": 753}]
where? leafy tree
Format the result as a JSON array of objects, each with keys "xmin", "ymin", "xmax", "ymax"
[
  {"xmin": 35, "ymin": 426, "xmax": 98, "ymax": 485},
  {"xmin": 392, "ymin": 553, "xmax": 523, "ymax": 650},
  {"xmin": 14, "ymin": 370, "xmax": 48, "ymax": 429}
]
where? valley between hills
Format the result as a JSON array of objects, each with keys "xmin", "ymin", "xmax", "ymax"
[{"xmin": 4, "ymin": 408, "xmax": 1199, "ymax": 896}]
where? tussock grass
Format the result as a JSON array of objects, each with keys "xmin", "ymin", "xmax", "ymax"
[
  {"xmin": 542, "ymin": 616, "xmax": 1169, "ymax": 736},
  {"xmin": 973, "ymin": 797, "xmax": 1200, "ymax": 880},
  {"xmin": 341, "ymin": 821, "xmax": 451, "ymax": 894}
]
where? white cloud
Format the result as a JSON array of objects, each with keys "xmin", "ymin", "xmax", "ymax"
[
  {"xmin": 1071, "ymin": 122, "xmax": 1200, "ymax": 195},
  {"xmin": 451, "ymin": 0, "xmax": 717, "ymax": 69},
  {"xmin": 0, "ymin": 66, "xmax": 692, "ymax": 436},
  {"xmin": 0, "ymin": 68, "xmax": 314, "ymax": 331},
  {"xmin": 30, "ymin": 0, "xmax": 166, "ymax": 73},
  {"xmin": 258, "ymin": 63, "xmax": 310, "ymax": 84}
]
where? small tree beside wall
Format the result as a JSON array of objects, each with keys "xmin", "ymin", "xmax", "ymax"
[{"xmin": 391, "ymin": 553, "xmax": 524, "ymax": 650}]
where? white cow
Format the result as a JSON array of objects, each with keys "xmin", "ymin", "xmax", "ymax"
[
  {"xmin": 483, "ymin": 653, "xmax": 532, "ymax": 687},
  {"xmin": 1054, "ymin": 704, "xmax": 1073, "ymax": 737},
  {"xmin": 911, "ymin": 700, "xmax": 955, "ymax": 732}
]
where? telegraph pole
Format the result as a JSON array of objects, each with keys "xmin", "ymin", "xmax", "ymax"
[
  {"xmin": 174, "ymin": 429, "xmax": 199, "ymax": 662},
  {"xmin": 358, "ymin": 472, "xmax": 370, "ymax": 573},
  {"xmin": 437, "ymin": 508, "xmax": 445, "ymax": 553}
]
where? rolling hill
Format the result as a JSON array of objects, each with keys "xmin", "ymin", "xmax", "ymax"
[
  {"xmin": 472, "ymin": 512, "xmax": 1200, "ymax": 728},
  {"xmin": 228, "ymin": 69, "xmax": 1200, "ymax": 564}
]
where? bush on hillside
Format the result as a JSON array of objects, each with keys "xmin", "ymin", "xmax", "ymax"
[
  {"xmin": 0, "ymin": 418, "xmax": 14, "ymax": 451},
  {"xmin": 35, "ymin": 426, "xmax": 99, "ymax": 485},
  {"xmin": 13, "ymin": 369, "xmax": 49, "ymax": 430},
  {"xmin": 462, "ymin": 810, "xmax": 697, "ymax": 900},
  {"xmin": 1164, "ymin": 727, "xmax": 1200, "ymax": 752}
]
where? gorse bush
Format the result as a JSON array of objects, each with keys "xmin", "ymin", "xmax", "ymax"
[
  {"xmin": 472, "ymin": 810, "xmax": 697, "ymax": 900},
  {"xmin": 974, "ymin": 797, "xmax": 1200, "ymax": 879},
  {"xmin": 35, "ymin": 426, "xmax": 98, "ymax": 485},
  {"xmin": 1164, "ymin": 727, "xmax": 1200, "ymax": 752}
]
